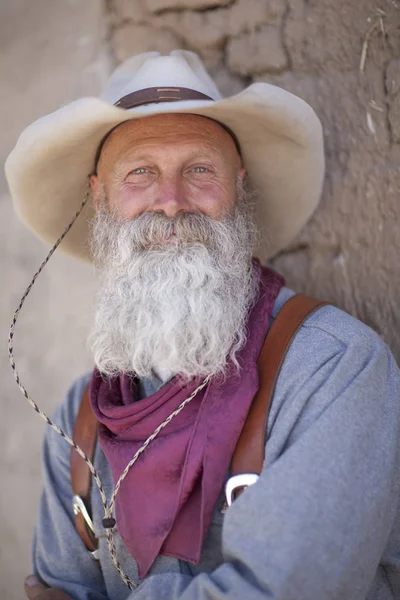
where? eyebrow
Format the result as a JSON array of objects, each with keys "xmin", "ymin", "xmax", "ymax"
[{"xmin": 117, "ymin": 147, "xmax": 224, "ymax": 170}]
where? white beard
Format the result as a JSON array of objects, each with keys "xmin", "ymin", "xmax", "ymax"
[{"xmin": 89, "ymin": 186, "xmax": 259, "ymax": 380}]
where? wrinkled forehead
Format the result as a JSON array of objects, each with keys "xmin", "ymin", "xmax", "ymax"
[{"xmin": 94, "ymin": 113, "xmax": 241, "ymax": 175}]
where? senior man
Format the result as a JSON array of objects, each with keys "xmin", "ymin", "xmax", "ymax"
[{"xmin": 6, "ymin": 51, "xmax": 400, "ymax": 600}]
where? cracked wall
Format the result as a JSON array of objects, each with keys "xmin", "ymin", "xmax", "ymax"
[{"xmin": 108, "ymin": 0, "xmax": 400, "ymax": 356}]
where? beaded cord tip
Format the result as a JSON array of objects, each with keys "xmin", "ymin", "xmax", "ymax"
[{"xmin": 103, "ymin": 517, "xmax": 116, "ymax": 529}]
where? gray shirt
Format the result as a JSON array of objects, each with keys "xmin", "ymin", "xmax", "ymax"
[{"xmin": 33, "ymin": 288, "xmax": 400, "ymax": 599}]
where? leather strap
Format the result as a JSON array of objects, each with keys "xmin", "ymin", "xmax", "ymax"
[
  {"xmin": 70, "ymin": 383, "xmax": 98, "ymax": 551},
  {"xmin": 231, "ymin": 293, "xmax": 327, "ymax": 479},
  {"xmin": 70, "ymin": 293, "xmax": 327, "ymax": 550},
  {"xmin": 114, "ymin": 87, "xmax": 214, "ymax": 110}
]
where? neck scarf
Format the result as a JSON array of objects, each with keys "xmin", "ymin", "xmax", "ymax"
[{"xmin": 90, "ymin": 264, "xmax": 284, "ymax": 578}]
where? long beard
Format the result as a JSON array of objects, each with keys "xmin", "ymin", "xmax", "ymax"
[{"xmin": 89, "ymin": 187, "xmax": 259, "ymax": 380}]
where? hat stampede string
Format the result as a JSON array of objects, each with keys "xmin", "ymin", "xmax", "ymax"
[{"xmin": 7, "ymin": 178, "xmax": 211, "ymax": 590}]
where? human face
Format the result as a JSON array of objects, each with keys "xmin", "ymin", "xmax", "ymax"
[{"xmin": 90, "ymin": 113, "xmax": 244, "ymax": 220}]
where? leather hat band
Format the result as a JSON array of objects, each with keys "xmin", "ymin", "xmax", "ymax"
[{"xmin": 114, "ymin": 87, "xmax": 214, "ymax": 109}]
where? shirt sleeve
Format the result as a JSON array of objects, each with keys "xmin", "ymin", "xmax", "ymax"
[
  {"xmin": 33, "ymin": 374, "xmax": 108, "ymax": 600},
  {"xmin": 130, "ymin": 310, "xmax": 400, "ymax": 600}
]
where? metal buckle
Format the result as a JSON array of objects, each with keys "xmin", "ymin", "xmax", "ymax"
[
  {"xmin": 90, "ymin": 549, "xmax": 100, "ymax": 561},
  {"xmin": 225, "ymin": 474, "xmax": 259, "ymax": 507},
  {"xmin": 72, "ymin": 495, "xmax": 95, "ymax": 535}
]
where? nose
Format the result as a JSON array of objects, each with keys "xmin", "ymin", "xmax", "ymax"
[{"xmin": 152, "ymin": 175, "xmax": 192, "ymax": 218}]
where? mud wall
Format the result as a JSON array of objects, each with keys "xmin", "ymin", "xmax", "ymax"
[{"xmin": 110, "ymin": 0, "xmax": 400, "ymax": 355}]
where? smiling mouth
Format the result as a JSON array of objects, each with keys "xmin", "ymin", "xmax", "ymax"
[
  {"xmin": 154, "ymin": 233, "xmax": 180, "ymax": 246},
  {"xmin": 147, "ymin": 232, "xmax": 206, "ymax": 248}
]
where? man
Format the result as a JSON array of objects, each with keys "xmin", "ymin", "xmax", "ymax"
[{"xmin": 6, "ymin": 50, "xmax": 400, "ymax": 600}]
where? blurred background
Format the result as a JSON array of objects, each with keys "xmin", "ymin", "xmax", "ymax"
[{"xmin": 1, "ymin": 0, "xmax": 399, "ymax": 597}]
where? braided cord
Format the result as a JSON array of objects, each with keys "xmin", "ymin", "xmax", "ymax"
[
  {"xmin": 7, "ymin": 183, "xmax": 211, "ymax": 589},
  {"xmin": 110, "ymin": 374, "xmax": 211, "ymax": 510},
  {"xmin": 101, "ymin": 374, "xmax": 211, "ymax": 588},
  {"xmin": 8, "ymin": 184, "xmax": 109, "ymax": 516}
]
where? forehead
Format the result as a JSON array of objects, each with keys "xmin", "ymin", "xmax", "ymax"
[{"xmin": 97, "ymin": 113, "xmax": 240, "ymax": 172}]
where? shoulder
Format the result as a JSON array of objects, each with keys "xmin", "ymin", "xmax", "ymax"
[
  {"xmin": 273, "ymin": 286, "xmax": 393, "ymax": 360},
  {"xmin": 45, "ymin": 372, "xmax": 92, "ymax": 446},
  {"xmin": 267, "ymin": 287, "xmax": 399, "ymax": 443}
]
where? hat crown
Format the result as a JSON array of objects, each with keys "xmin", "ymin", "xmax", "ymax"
[{"xmin": 102, "ymin": 50, "xmax": 223, "ymax": 105}]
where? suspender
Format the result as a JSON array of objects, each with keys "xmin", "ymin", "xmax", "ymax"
[
  {"xmin": 71, "ymin": 293, "xmax": 326, "ymax": 552},
  {"xmin": 70, "ymin": 384, "xmax": 98, "ymax": 552}
]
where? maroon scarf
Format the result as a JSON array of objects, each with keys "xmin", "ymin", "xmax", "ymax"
[{"xmin": 90, "ymin": 264, "xmax": 284, "ymax": 578}]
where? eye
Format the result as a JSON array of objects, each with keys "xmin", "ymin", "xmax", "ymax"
[
  {"xmin": 125, "ymin": 167, "xmax": 155, "ymax": 183},
  {"xmin": 187, "ymin": 165, "xmax": 215, "ymax": 177},
  {"xmin": 130, "ymin": 167, "xmax": 148, "ymax": 175}
]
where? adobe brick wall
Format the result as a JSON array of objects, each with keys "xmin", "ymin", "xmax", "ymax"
[{"xmin": 109, "ymin": 0, "xmax": 400, "ymax": 355}]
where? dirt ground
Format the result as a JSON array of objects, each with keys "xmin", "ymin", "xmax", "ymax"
[{"xmin": 1, "ymin": 0, "xmax": 399, "ymax": 597}]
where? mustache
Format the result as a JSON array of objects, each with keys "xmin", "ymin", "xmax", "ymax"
[
  {"xmin": 91, "ymin": 205, "xmax": 245, "ymax": 260},
  {"xmin": 124, "ymin": 210, "xmax": 222, "ymax": 250}
]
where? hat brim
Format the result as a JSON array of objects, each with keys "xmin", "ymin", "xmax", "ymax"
[{"xmin": 5, "ymin": 83, "xmax": 324, "ymax": 262}]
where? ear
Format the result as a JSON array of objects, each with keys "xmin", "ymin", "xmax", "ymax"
[
  {"xmin": 237, "ymin": 167, "xmax": 246, "ymax": 186},
  {"xmin": 90, "ymin": 174, "xmax": 101, "ymax": 212}
]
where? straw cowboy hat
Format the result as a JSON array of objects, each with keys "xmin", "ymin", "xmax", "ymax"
[{"xmin": 5, "ymin": 50, "xmax": 324, "ymax": 262}]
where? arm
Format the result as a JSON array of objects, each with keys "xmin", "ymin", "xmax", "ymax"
[
  {"xmin": 130, "ymin": 313, "xmax": 400, "ymax": 600},
  {"xmin": 33, "ymin": 375, "xmax": 108, "ymax": 600},
  {"xmin": 25, "ymin": 575, "xmax": 73, "ymax": 600}
]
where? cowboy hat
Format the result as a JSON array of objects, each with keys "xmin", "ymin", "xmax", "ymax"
[{"xmin": 5, "ymin": 50, "xmax": 324, "ymax": 261}]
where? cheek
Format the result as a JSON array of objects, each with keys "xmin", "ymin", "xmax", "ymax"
[
  {"xmin": 187, "ymin": 181, "xmax": 236, "ymax": 217},
  {"xmin": 107, "ymin": 185, "xmax": 151, "ymax": 219}
]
